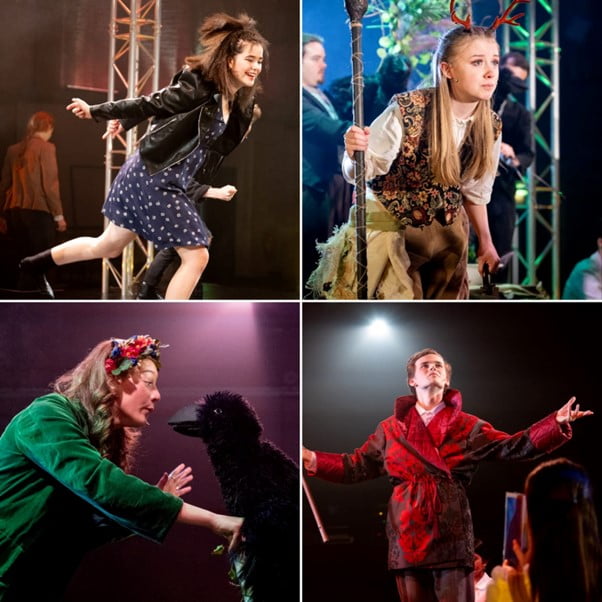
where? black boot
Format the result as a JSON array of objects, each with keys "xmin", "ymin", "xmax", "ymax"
[
  {"xmin": 19, "ymin": 249, "xmax": 56, "ymax": 299},
  {"xmin": 136, "ymin": 281, "xmax": 163, "ymax": 300}
]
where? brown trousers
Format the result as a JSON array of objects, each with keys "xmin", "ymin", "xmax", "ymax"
[{"xmin": 404, "ymin": 210, "xmax": 470, "ymax": 300}]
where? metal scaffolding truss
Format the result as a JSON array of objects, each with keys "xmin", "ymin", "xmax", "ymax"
[
  {"xmin": 102, "ymin": 0, "xmax": 161, "ymax": 299},
  {"xmin": 502, "ymin": 0, "xmax": 561, "ymax": 298}
]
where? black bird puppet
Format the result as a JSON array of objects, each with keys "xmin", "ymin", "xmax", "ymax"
[{"xmin": 168, "ymin": 390, "xmax": 299, "ymax": 602}]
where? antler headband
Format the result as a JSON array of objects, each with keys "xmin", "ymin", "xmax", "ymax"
[{"xmin": 450, "ymin": 0, "xmax": 530, "ymax": 31}]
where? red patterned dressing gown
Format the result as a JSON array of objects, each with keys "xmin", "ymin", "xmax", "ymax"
[{"xmin": 311, "ymin": 388, "xmax": 571, "ymax": 570}]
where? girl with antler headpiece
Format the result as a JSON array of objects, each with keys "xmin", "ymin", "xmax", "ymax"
[
  {"xmin": 20, "ymin": 13, "xmax": 268, "ymax": 300},
  {"xmin": 0, "ymin": 335, "xmax": 243, "ymax": 599},
  {"xmin": 308, "ymin": 2, "xmax": 529, "ymax": 300}
]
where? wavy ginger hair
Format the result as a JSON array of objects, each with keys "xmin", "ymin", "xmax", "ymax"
[
  {"xmin": 185, "ymin": 12, "xmax": 269, "ymax": 111},
  {"xmin": 17, "ymin": 111, "xmax": 55, "ymax": 164},
  {"xmin": 52, "ymin": 340, "xmax": 158, "ymax": 473},
  {"xmin": 430, "ymin": 26, "xmax": 498, "ymax": 187}
]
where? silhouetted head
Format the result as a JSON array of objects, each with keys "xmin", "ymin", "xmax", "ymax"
[
  {"xmin": 526, "ymin": 458, "xmax": 602, "ymax": 602},
  {"xmin": 377, "ymin": 54, "xmax": 412, "ymax": 98},
  {"xmin": 169, "ymin": 390, "xmax": 262, "ymax": 444}
]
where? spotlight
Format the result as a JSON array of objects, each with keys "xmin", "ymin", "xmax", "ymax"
[{"xmin": 367, "ymin": 318, "xmax": 390, "ymax": 337}]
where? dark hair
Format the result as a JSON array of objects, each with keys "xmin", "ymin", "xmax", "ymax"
[
  {"xmin": 526, "ymin": 458, "xmax": 602, "ymax": 602},
  {"xmin": 185, "ymin": 13, "xmax": 269, "ymax": 111},
  {"xmin": 406, "ymin": 348, "xmax": 452, "ymax": 393},
  {"xmin": 501, "ymin": 51, "xmax": 529, "ymax": 74},
  {"xmin": 377, "ymin": 54, "xmax": 412, "ymax": 98}
]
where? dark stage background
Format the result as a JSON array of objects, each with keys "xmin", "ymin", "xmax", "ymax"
[
  {"xmin": 303, "ymin": 302, "xmax": 600, "ymax": 601},
  {"xmin": 303, "ymin": 0, "xmax": 602, "ymax": 296},
  {"xmin": 0, "ymin": 0, "xmax": 299, "ymax": 299},
  {"xmin": 0, "ymin": 302, "xmax": 299, "ymax": 601}
]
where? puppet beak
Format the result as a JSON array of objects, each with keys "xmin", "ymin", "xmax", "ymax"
[{"xmin": 167, "ymin": 403, "xmax": 203, "ymax": 438}]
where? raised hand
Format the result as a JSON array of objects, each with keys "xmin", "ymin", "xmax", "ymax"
[
  {"xmin": 556, "ymin": 396, "xmax": 594, "ymax": 424},
  {"xmin": 157, "ymin": 463, "xmax": 193, "ymax": 497}
]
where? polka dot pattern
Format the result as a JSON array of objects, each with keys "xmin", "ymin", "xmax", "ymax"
[{"xmin": 102, "ymin": 113, "xmax": 227, "ymax": 250}]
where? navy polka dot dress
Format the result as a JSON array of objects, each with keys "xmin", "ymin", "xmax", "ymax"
[{"xmin": 102, "ymin": 109, "xmax": 227, "ymax": 250}]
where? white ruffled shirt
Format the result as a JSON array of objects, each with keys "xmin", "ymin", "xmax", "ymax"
[{"xmin": 342, "ymin": 100, "xmax": 501, "ymax": 205}]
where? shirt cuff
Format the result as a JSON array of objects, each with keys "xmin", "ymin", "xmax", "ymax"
[{"xmin": 54, "ymin": 215, "xmax": 64, "ymax": 222}]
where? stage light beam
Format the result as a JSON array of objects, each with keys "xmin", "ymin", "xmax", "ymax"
[{"xmin": 366, "ymin": 317, "xmax": 391, "ymax": 338}]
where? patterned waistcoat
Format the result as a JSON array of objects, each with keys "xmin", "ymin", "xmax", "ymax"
[{"xmin": 369, "ymin": 88, "xmax": 501, "ymax": 228}]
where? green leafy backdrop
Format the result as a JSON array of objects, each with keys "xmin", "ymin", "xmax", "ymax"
[{"xmin": 367, "ymin": 0, "xmax": 473, "ymax": 81}]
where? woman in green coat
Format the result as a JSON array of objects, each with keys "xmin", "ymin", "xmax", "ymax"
[{"xmin": 0, "ymin": 335, "xmax": 242, "ymax": 601}]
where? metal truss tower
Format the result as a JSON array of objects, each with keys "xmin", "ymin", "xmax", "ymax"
[
  {"xmin": 502, "ymin": 0, "xmax": 561, "ymax": 297},
  {"xmin": 102, "ymin": 0, "xmax": 161, "ymax": 299}
]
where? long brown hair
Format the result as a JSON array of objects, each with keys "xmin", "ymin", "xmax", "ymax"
[
  {"xmin": 185, "ymin": 13, "xmax": 269, "ymax": 111},
  {"xmin": 526, "ymin": 458, "xmax": 602, "ymax": 602},
  {"xmin": 52, "ymin": 340, "xmax": 152, "ymax": 472},
  {"xmin": 430, "ymin": 26, "xmax": 498, "ymax": 186}
]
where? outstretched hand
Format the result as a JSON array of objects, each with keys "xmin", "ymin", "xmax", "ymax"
[
  {"xmin": 556, "ymin": 396, "xmax": 594, "ymax": 424},
  {"xmin": 66, "ymin": 98, "xmax": 92, "ymax": 120},
  {"xmin": 157, "ymin": 463, "xmax": 193, "ymax": 497}
]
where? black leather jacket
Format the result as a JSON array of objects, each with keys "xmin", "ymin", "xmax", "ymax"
[{"xmin": 90, "ymin": 68, "xmax": 254, "ymax": 201}]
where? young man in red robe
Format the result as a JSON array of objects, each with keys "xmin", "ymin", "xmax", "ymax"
[{"xmin": 303, "ymin": 348, "xmax": 593, "ymax": 602}]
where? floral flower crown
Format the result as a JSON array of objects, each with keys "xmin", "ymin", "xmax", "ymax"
[{"xmin": 104, "ymin": 335, "xmax": 163, "ymax": 376}]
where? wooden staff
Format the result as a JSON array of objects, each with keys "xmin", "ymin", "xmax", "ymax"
[
  {"xmin": 303, "ymin": 475, "xmax": 330, "ymax": 543},
  {"xmin": 344, "ymin": 0, "xmax": 369, "ymax": 299}
]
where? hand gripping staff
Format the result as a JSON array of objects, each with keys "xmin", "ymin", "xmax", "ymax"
[{"xmin": 344, "ymin": 0, "xmax": 369, "ymax": 299}]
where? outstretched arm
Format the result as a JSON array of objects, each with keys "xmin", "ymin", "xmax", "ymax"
[
  {"xmin": 304, "ymin": 422, "xmax": 388, "ymax": 484},
  {"xmin": 177, "ymin": 503, "xmax": 243, "ymax": 552},
  {"xmin": 88, "ymin": 69, "xmax": 203, "ymax": 123},
  {"xmin": 467, "ymin": 397, "xmax": 591, "ymax": 465}
]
